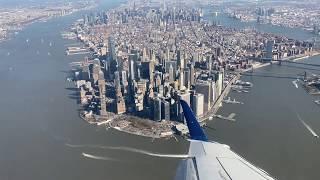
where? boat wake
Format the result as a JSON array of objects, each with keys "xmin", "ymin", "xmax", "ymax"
[
  {"xmin": 82, "ymin": 153, "xmax": 118, "ymax": 161},
  {"xmin": 66, "ymin": 143, "xmax": 189, "ymax": 159},
  {"xmin": 296, "ymin": 113, "xmax": 319, "ymax": 138}
]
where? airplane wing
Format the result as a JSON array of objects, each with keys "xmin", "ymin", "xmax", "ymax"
[{"xmin": 176, "ymin": 100, "xmax": 276, "ymax": 180}]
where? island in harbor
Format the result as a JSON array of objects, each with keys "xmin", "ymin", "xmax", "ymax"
[{"xmin": 65, "ymin": 0, "xmax": 318, "ymax": 139}]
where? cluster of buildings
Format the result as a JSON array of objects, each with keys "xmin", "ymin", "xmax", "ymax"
[
  {"xmin": 224, "ymin": 0, "xmax": 320, "ymax": 32},
  {"xmin": 262, "ymin": 39, "xmax": 313, "ymax": 61},
  {"xmin": 72, "ymin": 0, "xmax": 314, "ymax": 124},
  {"xmin": 0, "ymin": 0, "xmax": 96, "ymax": 42}
]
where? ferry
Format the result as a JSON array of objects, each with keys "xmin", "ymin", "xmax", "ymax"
[
  {"xmin": 235, "ymin": 80, "xmax": 253, "ymax": 87},
  {"xmin": 222, "ymin": 97, "xmax": 244, "ymax": 104}
]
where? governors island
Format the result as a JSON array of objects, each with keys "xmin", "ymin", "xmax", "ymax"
[{"xmin": 66, "ymin": 0, "xmax": 317, "ymax": 139}]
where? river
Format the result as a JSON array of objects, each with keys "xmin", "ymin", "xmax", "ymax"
[{"xmin": 205, "ymin": 11, "xmax": 318, "ymax": 41}]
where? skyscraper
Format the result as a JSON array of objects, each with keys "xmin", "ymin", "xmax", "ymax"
[
  {"xmin": 153, "ymin": 97, "xmax": 162, "ymax": 121},
  {"xmin": 179, "ymin": 69, "xmax": 184, "ymax": 90},
  {"xmin": 195, "ymin": 81, "xmax": 211, "ymax": 113},
  {"xmin": 169, "ymin": 64, "xmax": 174, "ymax": 82},
  {"xmin": 184, "ymin": 69, "xmax": 190, "ymax": 89},
  {"xmin": 189, "ymin": 64, "xmax": 195, "ymax": 86},
  {"xmin": 129, "ymin": 58, "xmax": 136, "ymax": 81},
  {"xmin": 178, "ymin": 91, "xmax": 191, "ymax": 122},
  {"xmin": 192, "ymin": 94, "xmax": 204, "ymax": 117},
  {"xmin": 121, "ymin": 71, "xmax": 128, "ymax": 86},
  {"xmin": 98, "ymin": 79, "xmax": 107, "ymax": 116},
  {"xmin": 165, "ymin": 61, "xmax": 177, "ymax": 80},
  {"xmin": 161, "ymin": 99, "xmax": 170, "ymax": 120},
  {"xmin": 266, "ymin": 40, "xmax": 275, "ymax": 61}
]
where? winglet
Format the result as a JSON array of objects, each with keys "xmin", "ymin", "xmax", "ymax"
[{"xmin": 180, "ymin": 100, "xmax": 208, "ymax": 141}]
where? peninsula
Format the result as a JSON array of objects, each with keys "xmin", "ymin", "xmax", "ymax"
[{"xmin": 67, "ymin": 0, "xmax": 317, "ymax": 138}]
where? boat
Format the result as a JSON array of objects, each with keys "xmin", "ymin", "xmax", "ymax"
[
  {"xmin": 235, "ymin": 80, "xmax": 253, "ymax": 87},
  {"xmin": 315, "ymin": 100, "xmax": 320, "ymax": 105},
  {"xmin": 222, "ymin": 97, "xmax": 244, "ymax": 104}
]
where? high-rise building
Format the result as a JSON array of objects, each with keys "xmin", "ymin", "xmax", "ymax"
[
  {"xmin": 195, "ymin": 81, "xmax": 211, "ymax": 113},
  {"xmin": 116, "ymin": 97, "xmax": 126, "ymax": 114},
  {"xmin": 82, "ymin": 65, "xmax": 90, "ymax": 81},
  {"xmin": 178, "ymin": 91, "xmax": 191, "ymax": 122},
  {"xmin": 121, "ymin": 71, "xmax": 128, "ymax": 86},
  {"xmin": 169, "ymin": 64, "xmax": 175, "ymax": 82},
  {"xmin": 177, "ymin": 50, "xmax": 182, "ymax": 67},
  {"xmin": 108, "ymin": 36, "xmax": 116, "ymax": 61},
  {"xmin": 266, "ymin": 40, "xmax": 275, "ymax": 61},
  {"xmin": 215, "ymin": 71, "xmax": 223, "ymax": 97},
  {"xmin": 153, "ymin": 97, "xmax": 162, "ymax": 121},
  {"xmin": 207, "ymin": 56, "xmax": 212, "ymax": 71},
  {"xmin": 210, "ymin": 81, "xmax": 216, "ymax": 103},
  {"xmin": 189, "ymin": 64, "xmax": 195, "ymax": 86},
  {"xmin": 161, "ymin": 100, "xmax": 170, "ymax": 120},
  {"xmin": 184, "ymin": 69, "xmax": 190, "ymax": 89},
  {"xmin": 192, "ymin": 93, "xmax": 204, "ymax": 117},
  {"xmin": 129, "ymin": 59, "xmax": 136, "ymax": 81},
  {"xmin": 98, "ymin": 79, "xmax": 107, "ymax": 116},
  {"xmin": 92, "ymin": 64, "xmax": 100, "ymax": 85},
  {"xmin": 140, "ymin": 61, "xmax": 154, "ymax": 80},
  {"xmin": 165, "ymin": 61, "xmax": 177, "ymax": 80},
  {"xmin": 114, "ymin": 71, "xmax": 121, "ymax": 89},
  {"xmin": 179, "ymin": 69, "xmax": 184, "ymax": 90}
]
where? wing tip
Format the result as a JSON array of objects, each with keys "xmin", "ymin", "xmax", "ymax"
[{"xmin": 180, "ymin": 100, "xmax": 208, "ymax": 141}]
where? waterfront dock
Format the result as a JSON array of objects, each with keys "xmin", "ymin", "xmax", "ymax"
[{"xmin": 200, "ymin": 73, "xmax": 241, "ymax": 123}]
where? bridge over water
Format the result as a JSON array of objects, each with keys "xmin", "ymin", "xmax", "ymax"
[{"xmin": 273, "ymin": 59, "xmax": 320, "ymax": 67}]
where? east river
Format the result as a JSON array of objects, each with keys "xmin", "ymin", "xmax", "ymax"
[
  {"xmin": 206, "ymin": 12, "xmax": 320, "ymax": 180},
  {"xmin": 0, "ymin": 2, "xmax": 319, "ymax": 180}
]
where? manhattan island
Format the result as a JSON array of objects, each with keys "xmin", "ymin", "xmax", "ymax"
[{"xmin": 67, "ymin": 0, "xmax": 316, "ymax": 139}]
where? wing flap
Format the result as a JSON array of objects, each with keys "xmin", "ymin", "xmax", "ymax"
[{"xmin": 189, "ymin": 141, "xmax": 276, "ymax": 180}]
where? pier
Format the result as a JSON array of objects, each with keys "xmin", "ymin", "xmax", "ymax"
[{"xmin": 200, "ymin": 73, "xmax": 241, "ymax": 123}]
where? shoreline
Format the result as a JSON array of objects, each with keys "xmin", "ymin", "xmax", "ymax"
[
  {"xmin": 244, "ymin": 51, "xmax": 320, "ymax": 73},
  {"xmin": 0, "ymin": 4, "xmax": 97, "ymax": 44},
  {"xmin": 77, "ymin": 52, "xmax": 320, "ymax": 139},
  {"xmin": 80, "ymin": 111, "xmax": 176, "ymax": 139}
]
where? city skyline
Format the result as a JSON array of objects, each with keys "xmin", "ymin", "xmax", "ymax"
[{"xmin": 0, "ymin": 0, "xmax": 320, "ymax": 180}]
